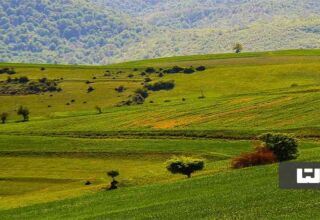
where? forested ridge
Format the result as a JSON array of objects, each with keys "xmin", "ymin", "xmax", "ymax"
[{"xmin": 1, "ymin": 0, "xmax": 320, "ymax": 64}]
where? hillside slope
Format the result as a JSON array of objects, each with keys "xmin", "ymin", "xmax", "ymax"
[
  {"xmin": 1, "ymin": 50, "xmax": 320, "ymax": 219},
  {"xmin": 2, "ymin": 146, "xmax": 320, "ymax": 219},
  {"xmin": 0, "ymin": 50, "xmax": 320, "ymax": 137}
]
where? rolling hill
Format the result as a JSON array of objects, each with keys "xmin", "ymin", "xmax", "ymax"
[{"xmin": 0, "ymin": 50, "xmax": 320, "ymax": 219}]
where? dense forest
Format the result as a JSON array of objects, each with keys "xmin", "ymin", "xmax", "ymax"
[
  {"xmin": 1, "ymin": 0, "xmax": 320, "ymax": 64},
  {"xmin": 0, "ymin": 0, "xmax": 148, "ymax": 64}
]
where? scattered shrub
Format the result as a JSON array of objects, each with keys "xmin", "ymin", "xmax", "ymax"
[
  {"xmin": 18, "ymin": 76, "xmax": 29, "ymax": 84},
  {"xmin": 87, "ymin": 86, "xmax": 94, "ymax": 93},
  {"xmin": 145, "ymin": 67, "xmax": 156, "ymax": 73},
  {"xmin": 231, "ymin": 147, "xmax": 277, "ymax": 169},
  {"xmin": 85, "ymin": 181, "xmax": 91, "ymax": 185},
  {"xmin": 183, "ymin": 68, "xmax": 195, "ymax": 74},
  {"xmin": 164, "ymin": 66, "xmax": 184, "ymax": 74},
  {"xmin": 145, "ymin": 80, "xmax": 175, "ymax": 91},
  {"xmin": 144, "ymin": 77, "xmax": 152, "ymax": 83},
  {"xmin": 158, "ymin": 72, "xmax": 164, "ymax": 77},
  {"xmin": 135, "ymin": 88, "xmax": 149, "ymax": 99},
  {"xmin": 167, "ymin": 157, "xmax": 204, "ymax": 178},
  {"xmin": 196, "ymin": 66, "xmax": 206, "ymax": 71},
  {"xmin": 0, "ymin": 68, "xmax": 16, "ymax": 75},
  {"xmin": 128, "ymin": 74, "xmax": 134, "ymax": 78},
  {"xmin": 115, "ymin": 85, "xmax": 126, "ymax": 93},
  {"xmin": 40, "ymin": 67, "xmax": 46, "ymax": 71},
  {"xmin": 1, "ymin": 77, "xmax": 61, "ymax": 95},
  {"xmin": 259, "ymin": 133, "xmax": 298, "ymax": 161}
]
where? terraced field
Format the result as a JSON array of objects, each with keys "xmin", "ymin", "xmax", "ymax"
[{"xmin": 1, "ymin": 50, "xmax": 320, "ymax": 219}]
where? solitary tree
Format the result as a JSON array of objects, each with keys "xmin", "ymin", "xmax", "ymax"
[
  {"xmin": 107, "ymin": 170, "xmax": 119, "ymax": 190},
  {"xmin": 233, "ymin": 43, "xmax": 243, "ymax": 53},
  {"xmin": 17, "ymin": 106, "xmax": 30, "ymax": 121},
  {"xmin": 259, "ymin": 133, "xmax": 298, "ymax": 161},
  {"xmin": 199, "ymin": 90, "xmax": 205, "ymax": 99},
  {"xmin": 1, "ymin": 112, "xmax": 8, "ymax": 124},
  {"xmin": 167, "ymin": 157, "xmax": 204, "ymax": 178},
  {"xmin": 95, "ymin": 105, "xmax": 102, "ymax": 114}
]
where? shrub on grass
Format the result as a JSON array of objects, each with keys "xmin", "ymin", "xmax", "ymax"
[
  {"xmin": 145, "ymin": 67, "xmax": 156, "ymax": 73},
  {"xmin": 259, "ymin": 133, "xmax": 298, "ymax": 161},
  {"xmin": 115, "ymin": 85, "xmax": 126, "ymax": 93},
  {"xmin": 183, "ymin": 68, "xmax": 195, "ymax": 74},
  {"xmin": 87, "ymin": 86, "xmax": 94, "ymax": 93},
  {"xmin": 17, "ymin": 106, "xmax": 30, "ymax": 121},
  {"xmin": 167, "ymin": 157, "xmax": 204, "ymax": 178},
  {"xmin": 196, "ymin": 66, "xmax": 206, "ymax": 71},
  {"xmin": 144, "ymin": 77, "xmax": 152, "ymax": 83},
  {"xmin": 0, "ymin": 67, "xmax": 16, "ymax": 75},
  {"xmin": 85, "ymin": 180, "xmax": 91, "ymax": 185},
  {"xmin": 145, "ymin": 80, "xmax": 175, "ymax": 91},
  {"xmin": 135, "ymin": 88, "xmax": 149, "ymax": 99},
  {"xmin": 18, "ymin": 76, "xmax": 29, "ymax": 84},
  {"xmin": 231, "ymin": 147, "xmax": 277, "ymax": 169},
  {"xmin": 164, "ymin": 66, "xmax": 184, "ymax": 74}
]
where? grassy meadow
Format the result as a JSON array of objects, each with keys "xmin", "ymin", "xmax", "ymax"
[{"xmin": 1, "ymin": 49, "xmax": 320, "ymax": 219}]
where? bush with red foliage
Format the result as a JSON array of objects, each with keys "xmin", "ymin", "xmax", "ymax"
[{"xmin": 231, "ymin": 147, "xmax": 277, "ymax": 169}]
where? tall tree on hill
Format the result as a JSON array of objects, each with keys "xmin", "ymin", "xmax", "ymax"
[
  {"xmin": 107, "ymin": 170, "xmax": 119, "ymax": 190},
  {"xmin": 17, "ymin": 106, "xmax": 30, "ymax": 122},
  {"xmin": 1, "ymin": 112, "xmax": 8, "ymax": 124},
  {"xmin": 233, "ymin": 43, "xmax": 243, "ymax": 53}
]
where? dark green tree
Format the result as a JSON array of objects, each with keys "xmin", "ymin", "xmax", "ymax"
[
  {"xmin": 167, "ymin": 157, "xmax": 204, "ymax": 178},
  {"xmin": 107, "ymin": 170, "xmax": 119, "ymax": 190},
  {"xmin": 17, "ymin": 106, "xmax": 30, "ymax": 121},
  {"xmin": 259, "ymin": 133, "xmax": 298, "ymax": 161},
  {"xmin": 1, "ymin": 112, "xmax": 9, "ymax": 124},
  {"xmin": 233, "ymin": 43, "xmax": 243, "ymax": 53}
]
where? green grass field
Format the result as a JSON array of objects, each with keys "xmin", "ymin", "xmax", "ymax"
[{"xmin": 1, "ymin": 49, "xmax": 320, "ymax": 219}]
